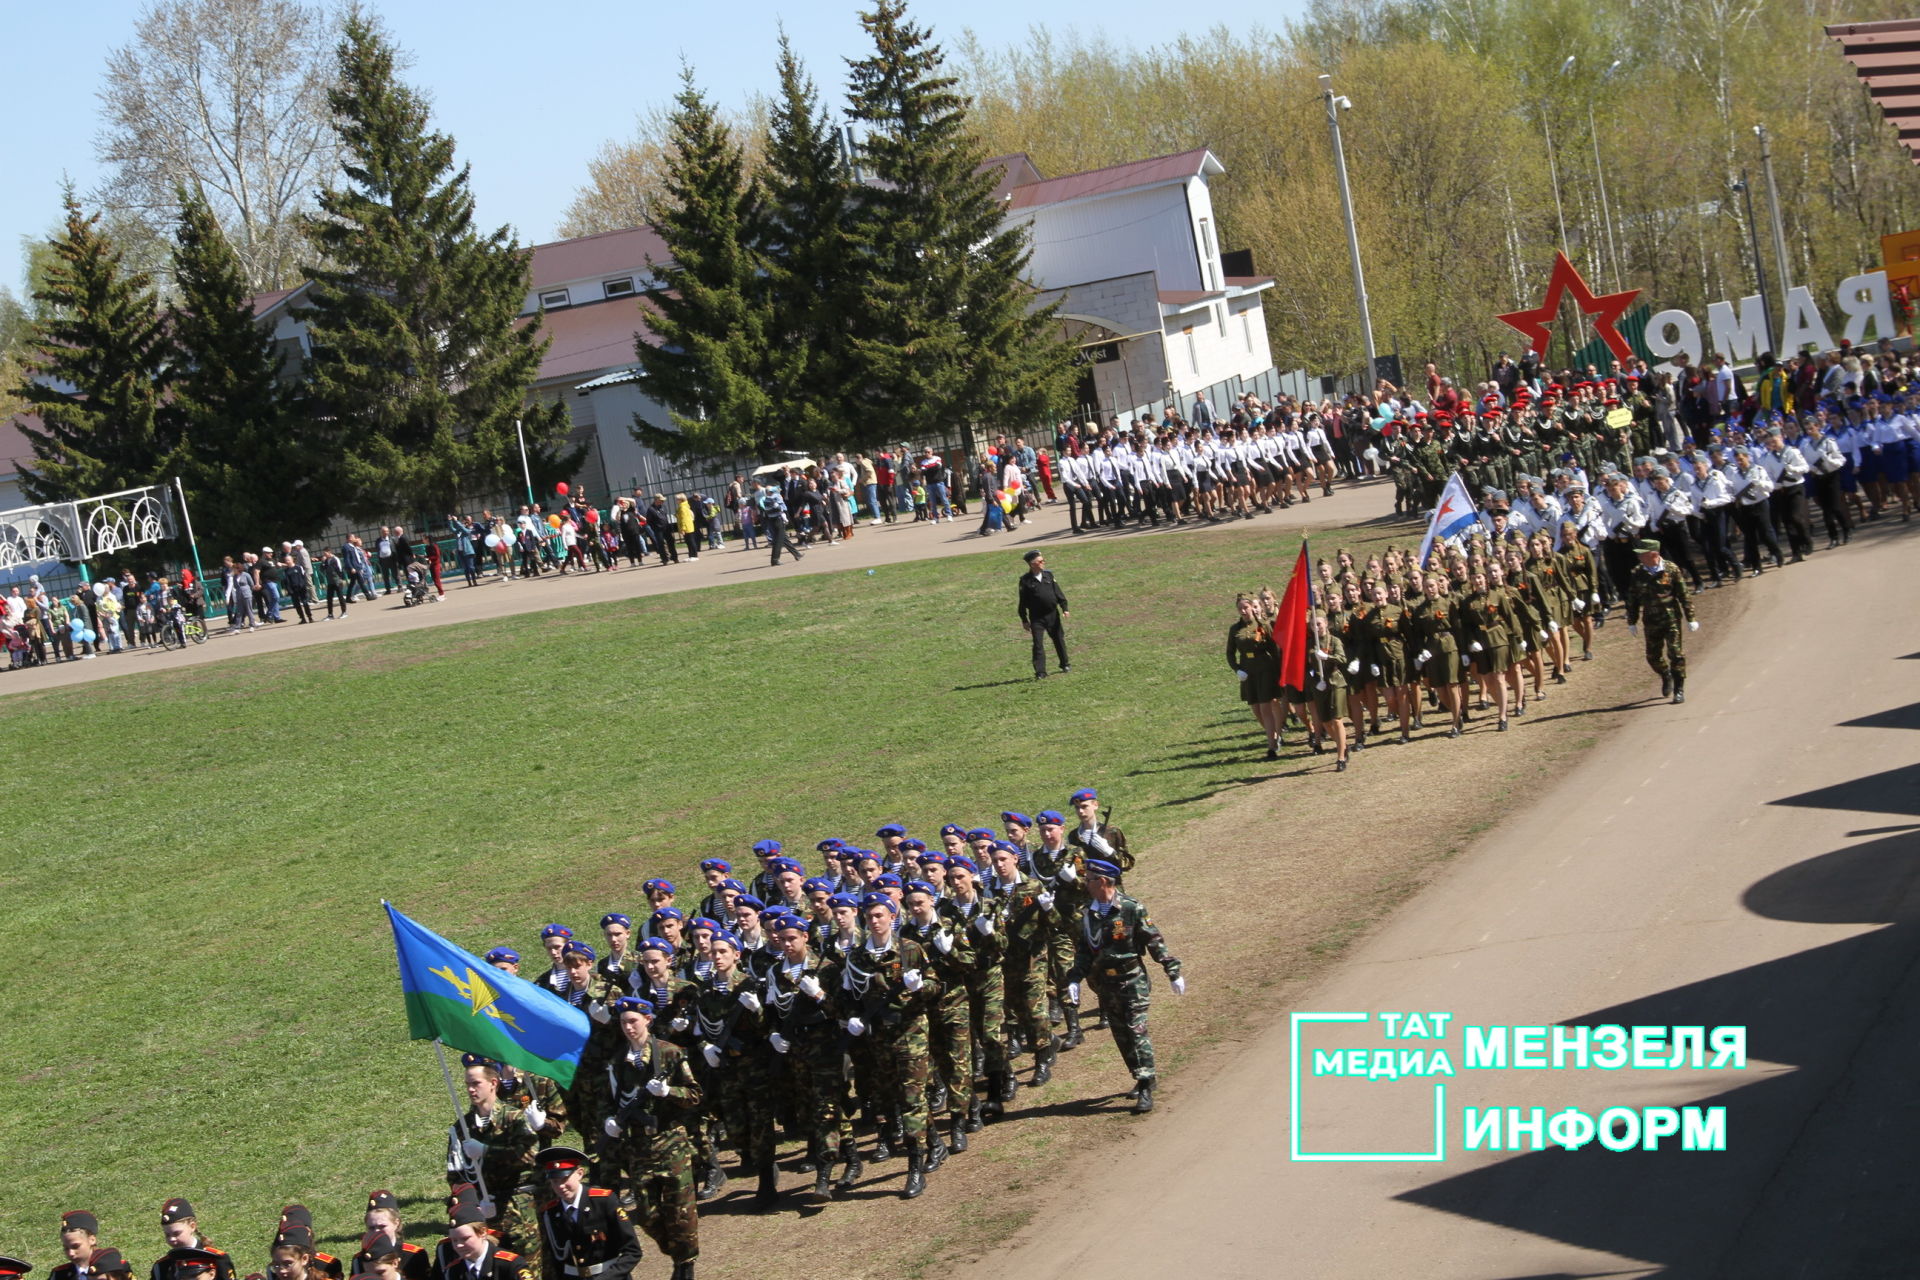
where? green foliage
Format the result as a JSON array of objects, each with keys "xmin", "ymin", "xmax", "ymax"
[
  {"xmin": 170, "ymin": 190, "xmax": 333, "ymax": 550},
  {"xmin": 299, "ymin": 14, "xmax": 573, "ymax": 519},
  {"xmin": 16, "ymin": 191, "xmax": 175, "ymax": 502}
]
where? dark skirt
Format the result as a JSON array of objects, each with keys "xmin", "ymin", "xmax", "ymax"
[{"xmin": 1239, "ymin": 660, "xmax": 1281, "ymax": 703}]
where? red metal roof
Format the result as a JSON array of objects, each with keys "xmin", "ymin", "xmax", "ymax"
[
  {"xmin": 1826, "ymin": 19, "xmax": 1920, "ymax": 163},
  {"xmin": 980, "ymin": 153, "xmax": 1045, "ymax": 203},
  {"xmin": 527, "ymin": 225, "xmax": 669, "ymax": 290},
  {"xmin": 524, "ymin": 299, "xmax": 660, "ymax": 385},
  {"xmin": 1006, "ymin": 147, "xmax": 1220, "ymax": 211}
]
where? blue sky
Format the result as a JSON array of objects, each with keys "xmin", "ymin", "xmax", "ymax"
[{"xmin": 1, "ymin": 0, "xmax": 1299, "ymax": 297}]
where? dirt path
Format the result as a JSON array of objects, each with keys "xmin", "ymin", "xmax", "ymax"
[
  {"xmin": 0, "ymin": 482, "xmax": 1392, "ymax": 697},
  {"xmin": 957, "ymin": 521, "xmax": 1920, "ymax": 1278}
]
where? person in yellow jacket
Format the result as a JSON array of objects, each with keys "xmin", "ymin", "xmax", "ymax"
[{"xmin": 675, "ymin": 494, "xmax": 699, "ymax": 562}]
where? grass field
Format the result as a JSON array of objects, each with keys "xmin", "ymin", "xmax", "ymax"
[{"xmin": 3, "ymin": 516, "xmax": 1428, "ymax": 1265}]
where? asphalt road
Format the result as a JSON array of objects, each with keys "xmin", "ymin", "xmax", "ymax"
[{"xmin": 962, "ymin": 518, "xmax": 1920, "ymax": 1279}]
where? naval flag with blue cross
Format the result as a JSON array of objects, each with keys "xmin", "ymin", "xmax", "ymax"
[{"xmin": 384, "ymin": 901, "xmax": 592, "ymax": 1085}]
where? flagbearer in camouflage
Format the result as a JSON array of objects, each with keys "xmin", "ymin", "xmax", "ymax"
[
  {"xmin": 445, "ymin": 1058, "xmax": 545, "ymax": 1256},
  {"xmin": 1066, "ymin": 859, "xmax": 1185, "ymax": 1114}
]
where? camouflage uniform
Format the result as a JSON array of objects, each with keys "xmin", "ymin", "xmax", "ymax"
[
  {"xmin": 446, "ymin": 1101, "xmax": 541, "ymax": 1256},
  {"xmin": 1067, "ymin": 895, "xmax": 1183, "ymax": 1089},
  {"xmin": 630, "ymin": 973, "xmax": 719, "ymax": 1185},
  {"xmin": 690, "ymin": 967, "xmax": 775, "ymax": 1174},
  {"xmin": 945, "ymin": 892, "xmax": 1010, "ymax": 1100},
  {"xmin": 1625, "ymin": 556, "xmax": 1694, "ymax": 683},
  {"xmin": 763, "ymin": 948, "xmax": 853, "ymax": 1169},
  {"xmin": 552, "ymin": 974, "xmax": 622, "ymax": 1170},
  {"xmin": 830, "ymin": 934, "xmax": 939, "ymax": 1145},
  {"xmin": 900, "ymin": 905, "xmax": 977, "ymax": 1145},
  {"xmin": 601, "ymin": 1040, "xmax": 702, "ymax": 1265},
  {"xmin": 988, "ymin": 870, "xmax": 1059, "ymax": 1080},
  {"xmin": 1031, "ymin": 839, "xmax": 1091, "ymax": 1040}
]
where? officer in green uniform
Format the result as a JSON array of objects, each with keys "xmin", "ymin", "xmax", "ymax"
[
  {"xmin": 446, "ymin": 1058, "xmax": 546, "ymax": 1257},
  {"xmin": 531, "ymin": 1147, "xmax": 642, "ymax": 1280},
  {"xmin": 1066, "ymin": 859, "xmax": 1184, "ymax": 1113},
  {"xmin": 599, "ymin": 998, "xmax": 701, "ymax": 1280},
  {"xmin": 831, "ymin": 893, "xmax": 941, "ymax": 1199},
  {"xmin": 1625, "ymin": 538, "xmax": 1697, "ymax": 703}
]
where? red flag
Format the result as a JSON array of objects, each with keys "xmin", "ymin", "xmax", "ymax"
[{"xmin": 1276, "ymin": 540, "xmax": 1311, "ymax": 691}]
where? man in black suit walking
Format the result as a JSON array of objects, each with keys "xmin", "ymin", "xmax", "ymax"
[{"xmin": 1017, "ymin": 549, "xmax": 1071, "ymax": 680}]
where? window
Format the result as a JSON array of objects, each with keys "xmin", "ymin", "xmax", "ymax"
[
  {"xmin": 603, "ymin": 277, "xmax": 635, "ymax": 298},
  {"xmin": 1197, "ymin": 218, "xmax": 1217, "ymax": 290},
  {"xmin": 539, "ymin": 288, "xmax": 571, "ymax": 309}
]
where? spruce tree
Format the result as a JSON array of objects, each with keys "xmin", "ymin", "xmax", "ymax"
[
  {"xmin": 843, "ymin": 0, "xmax": 1073, "ymax": 447},
  {"xmin": 300, "ymin": 15, "xmax": 571, "ymax": 518},
  {"xmin": 171, "ymin": 189, "xmax": 332, "ymax": 549},
  {"xmin": 17, "ymin": 191, "xmax": 174, "ymax": 502},
  {"xmin": 631, "ymin": 67, "xmax": 780, "ymax": 460}
]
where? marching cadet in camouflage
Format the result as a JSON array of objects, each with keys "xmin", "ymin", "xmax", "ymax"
[
  {"xmin": 943, "ymin": 855, "xmax": 1011, "ymax": 1118},
  {"xmin": 445, "ymin": 1059, "xmax": 546, "ymax": 1256},
  {"xmin": 689, "ymin": 931, "xmax": 778, "ymax": 1208},
  {"xmin": 550, "ymin": 941, "xmax": 621, "ymax": 1176},
  {"xmin": 832, "ymin": 893, "xmax": 941, "ymax": 1198},
  {"xmin": 595, "ymin": 914, "xmax": 638, "ymax": 993},
  {"xmin": 482, "ymin": 949, "xmax": 573, "ymax": 1141},
  {"xmin": 626, "ymin": 937, "xmax": 722, "ymax": 1202},
  {"xmin": 692, "ymin": 861, "xmax": 734, "ymax": 924},
  {"xmin": 1066, "ymin": 859, "xmax": 1185, "ymax": 1114},
  {"xmin": 1030, "ymin": 809, "xmax": 1093, "ymax": 1043},
  {"xmin": 985, "ymin": 841, "xmax": 1060, "ymax": 1088},
  {"xmin": 761, "ymin": 913, "xmax": 856, "ymax": 1199},
  {"xmin": 600, "ymin": 997, "xmax": 701, "ymax": 1280},
  {"xmin": 900, "ymin": 879, "xmax": 976, "ymax": 1165},
  {"xmin": 1624, "ymin": 537, "xmax": 1697, "ymax": 704}
]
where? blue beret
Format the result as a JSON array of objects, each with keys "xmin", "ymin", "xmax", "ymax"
[
  {"xmin": 899, "ymin": 838, "xmax": 927, "ymax": 853},
  {"xmin": 709, "ymin": 929, "xmax": 742, "ymax": 950},
  {"xmin": 949, "ymin": 855, "xmax": 979, "ymax": 875},
  {"xmin": 939, "ymin": 823, "xmax": 966, "ymax": 837},
  {"xmin": 562, "ymin": 940, "xmax": 597, "ymax": 962},
  {"xmin": 1037, "ymin": 810, "xmax": 1065, "ymax": 824},
  {"xmin": 1070, "ymin": 788, "xmax": 1098, "ymax": 803},
  {"xmin": 690, "ymin": 916, "xmax": 722, "ymax": 932},
  {"xmin": 966, "ymin": 827, "xmax": 995, "ymax": 841},
  {"xmin": 992, "ymin": 840, "xmax": 1024, "ymax": 855},
  {"xmin": 918, "ymin": 849, "xmax": 949, "ymax": 864},
  {"xmin": 859, "ymin": 892, "xmax": 899, "ymax": 914},
  {"xmin": 599, "ymin": 912, "xmax": 631, "ymax": 929},
  {"xmin": 904, "ymin": 879, "xmax": 938, "ymax": 896},
  {"xmin": 751, "ymin": 838, "xmax": 783, "ymax": 855},
  {"xmin": 816, "ymin": 838, "xmax": 845, "ymax": 852},
  {"xmin": 637, "ymin": 936, "xmax": 675, "ymax": 955},
  {"xmin": 540, "ymin": 923, "xmax": 573, "ymax": 940},
  {"xmin": 875, "ymin": 823, "xmax": 907, "ymax": 838},
  {"xmin": 770, "ymin": 913, "xmax": 808, "ymax": 933},
  {"xmin": 650, "ymin": 906, "xmax": 684, "ymax": 922},
  {"xmin": 767, "ymin": 856, "xmax": 803, "ymax": 875},
  {"xmin": 1001, "ymin": 811, "xmax": 1033, "ymax": 826},
  {"xmin": 849, "ymin": 847, "xmax": 881, "ymax": 864},
  {"xmin": 873, "ymin": 873, "xmax": 903, "ymax": 889},
  {"xmin": 699, "ymin": 858, "xmax": 731, "ymax": 873},
  {"xmin": 484, "ymin": 946, "xmax": 520, "ymax": 965},
  {"xmin": 1083, "ymin": 858, "xmax": 1124, "ymax": 880},
  {"xmin": 827, "ymin": 893, "xmax": 861, "ymax": 909},
  {"xmin": 734, "ymin": 894, "xmax": 765, "ymax": 911},
  {"xmin": 803, "ymin": 877, "xmax": 835, "ymax": 894},
  {"xmin": 459, "ymin": 1052, "xmax": 499, "ymax": 1069},
  {"xmin": 643, "ymin": 878, "xmax": 675, "ymax": 895},
  {"xmin": 609, "ymin": 996, "xmax": 654, "ymax": 1016},
  {"xmin": 720, "ymin": 878, "xmax": 746, "ymax": 893}
]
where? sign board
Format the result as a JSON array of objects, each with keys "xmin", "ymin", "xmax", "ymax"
[{"xmin": 1605, "ymin": 407, "xmax": 1632, "ymax": 429}]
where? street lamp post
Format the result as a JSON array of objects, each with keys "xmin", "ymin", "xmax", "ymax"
[
  {"xmin": 1588, "ymin": 60, "xmax": 1624, "ymax": 292},
  {"xmin": 1319, "ymin": 73, "xmax": 1378, "ymax": 387},
  {"xmin": 1754, "ymin": 123, "xmax": 1793, "ymax": 353},
  {"xmin": 1543, "ymin": 56, "xmax": 1585, "ymax": 359},
  {"xmin": 1730, "ymin": 173, "xmax": 1775, "ymax": 355}
]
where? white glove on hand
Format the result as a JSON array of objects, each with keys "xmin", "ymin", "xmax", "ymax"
[
  {"xmin": 1059, "ymin": 861, "xmax": 1078, "ymax": 883},
  {"xmin": 1417, "ymin": 649, "xmax": 1432, "ymax": 666},
  {"xmin": 461, "ymin": 1137, "xmax": 486, "ymax": 1161},
  {"xmin": 933, "ymin": 931, "xmax": 953, "ymax": 954},
  {"xmin": 476, "ymin": 1198, "xmax": 496, "ymax": 1219},
  {"xmin": 670, "ymin": 1016, "xmax": 689, "ymax": 1032},
  {"xmin": 1520, "ymin": 640, "xmax": 1529, "ymax": 652},
  {"xmin": 1370, "ymin": 663, "xmax": 1381, "ymax": 676},
  {"xmin": 1236, "ymin": 668, "xmax": 1249, "ymax": 681},
  {"xmin": 902, "ymin": 969, "xmax": 924, "ymax": 992},
  {"xmin": 1037, "ymin": 891, "xmax": 1055, "ymax": 910},
  {"xmin": 1067, "ymin": 981, "xmax": 1080, "ymax": 1005},
  {"xmin": 701, "ymin": 1043, "xmax": 721, "ymax": 1068},
  {"xmin": 737, "ymin": 989, "xmax": 761, "ymax": 1013},
  {"xmin": 1346, "ymin": 658, "xmax": 1361, "ymax": 674},
  {"xmin": 524, "ymin": 1102, "xmax": 546, "ymax": 1131},
  {"xmin": 798, "ymin": 975, "xmax": 824, "ymax": 1000},
  {"xmin": 645, "ymin": 1076, "xmax": 669, "ymax": 1096},
  {"xmin": 1573, "ymin": 597, "xmax": 1585, "ymax": 611},
  {"xmin": 846, "ymin": 1017, "xmax": 867, "ymax": 1037},
  {"xmin": 589, "ymin": 1000, "xmax": 611, "ymax": 1024},
  {"xmin": 1172, "ymin": 977, "xmax": 1188, "ymax": 995},
  {"xmin": 1628, "ymin": 624, "xmax": 1638, "ymax": 636},
  {"xmin": 1591, "ymin": 592, "xmax": 1602, "ymax": 606},
  {"xmin": 1549, "ymin": 620, "xmax": 1560, "ymax": 632},
  {"xmin": 769, "ymin": 1032, "xmax": 791, "ymax": 1054},
  {"xmin": 972, "ymin": 915, "xmax": 995, "ymax": 936},
  {"xmin": 1539, "ymin": 630, "xmax": 1549, "ymax": 642},
  {"xmin": 603, "ymin": 1116, "xmax": 621, "ymax": 1138},
  {"xmin": 1688, "ymin": 620, "xmax": 1699, "ymax": 632},
  {"xmin": 1470, "ymin": 641, "xmax": 1484, "ymax": 653},
  {"xmin": 1087, "ymin": 832, "xmax": 1113, "ymax": 856}
]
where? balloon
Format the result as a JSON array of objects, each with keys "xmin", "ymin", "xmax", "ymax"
[
  {"xmin": 556, "ymin": 481, "xmax": 570, "ymax": 497},
  {"xmin": 547, "ymin": 514, "xmax": 562, "ymax": 528},
  {"xmin": 484, "ymin": 534, "xmax": 501, "ymax": 549},
  {"xmin": 584, "ymin": 509, "xmax": 598, "ymax": 523},
  {"xmin": 69, "ymin": 617, "xmax": 84, "ymax": 633},
  {"xmin": 83, "ymin": 630, "xmax": 97, "ymax": 644}
]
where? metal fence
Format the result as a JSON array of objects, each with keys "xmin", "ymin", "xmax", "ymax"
[{"xmin": 1074, "ymin": 365, "xmax": 1330, "ymax": 426}]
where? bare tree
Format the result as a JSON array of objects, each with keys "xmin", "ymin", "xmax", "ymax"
[
  {"xmin": 94, "ymin": 0, "xmax": 341, "ymax": 292},
  {"xmin": 558, "ymin": 97, "xmax": 773, "ymax": 239}
]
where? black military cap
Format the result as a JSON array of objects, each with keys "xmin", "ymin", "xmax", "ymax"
[
  {"xmin": 271, "ymin": 1226, "xmax": 313, "ymax": 1253},
  {"xmin": 61, "ymin": 1213, "xmax": 99, "ymax": 1237},
  {"xmin": 0, "ymin": 1259, "xmax": 32, "ymax": 1279},
  {"xmin": 88, "ymin": 1254, "xmax": 131, "ymax": 1278},
  {"xmin": 365, "ymin": 1190, "xmax": 399, "ymax": 1214},
  {"xmin": 448, "ymin": 1205, "xmax": 489, "ymax": 1230},
  {"xmin": 277, "ymin": 1206, "xmax": 313, "ymax": 1230},
  {"xmin": 167, "ymin": 1251, "xmax": 222, "ymax": 1274}
]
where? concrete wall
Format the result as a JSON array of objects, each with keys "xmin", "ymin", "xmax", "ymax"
[{"xmin": 1017, "ymin": 185, "xmax": 1203, "ymax": 295}]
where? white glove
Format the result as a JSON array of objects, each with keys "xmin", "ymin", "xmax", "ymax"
[
  {"xmin": 1037, "ymin": 891, "xmax": 1055, "ymax": 910},
  {"xmin": 972, "ymin": 915, "xmax": 995, "ymax": 936},
  {"xmin": 1520, "ymin": 640, "xmax": 1529, "ymax": 653},
  {"xmin": 603, "ymin": 1116, "xmax": 621, "ymax": 1137},
  {"xmin": 523, "ymin": 1101, "xmax": 546, "ymax": 1131},
  {"xmin": 933, "ymin": 931, "xmax": 953, "ymax": 954},
  {"xmin": 1087, "ymin": 832, "xmax": 1113, "ymax": 856},
  {"xmin": 460, "ymin": 1137, "xmax": 486, "ymax": 1161},
  {"xmin": 737, "ymin": 990, "xmax": 761, "ymax": 1013},
  {"xmin": 1346, "ymin": 658, "xmax": 1361, "ymax": 674},
  {"xmin": 1573, "ymin": 597, "xmax": 1585, "ymax": 611},
  {"xmin": 1416, "ymin": 649, "xmax": 1432, "ymax": 665},
  {"xmin": 669, "ymin": 1015, "xmax": 689, "ymax": 1032},
  {"xmin": 846, "ymin": 1017, "xmax": 867, "ymax": 1037},
  {"xmin": 1539, "ymin": 630, "xmax": 1549, "ymax": 642},
  {"xmin": 701, "ymin": 1043, "xmax": 721, "ymax": 1068},
  {"xmin": 589, "ymin": 1000, "xmax": 611, "ymax": 1024},
  {"xmin": 1058, "ymin": 861, "xmax": 1078, "ymax": 883},
  {"xmin": 645, "ymin": 1076, "xmax": 669, "ymax": 1096},
  {"xmin": 798, "ymin": 975, "xmax": 824, "ymax": 1000},
  {"xmin": 1627, "ymin": 624, "xmax": 1638, "ymax": 636},
  {"xmin": 1236, "ymin": 668, "xmax": 1249, "ymax": 681},
  {"xmin": 1066, "ymin": 981, "xmax": 1080, "ymax": 1005},
  {"xmin": 769, "ymin": 1032, "xmax": 791, "ymax": 1054},
  {"xmin": 902, "ymin": 969, "xmax": 924, "ymax": 991},
  {"xmin": 1369, "ymin": 663, "xmax": 1380, "ymax": 676},
  {"xmin": 1591, "ymin": 593, "xmax": 1602, "ymax": 606},
  {"xmin": 1688, "ymin": 620, "xmax": 1699, "ymax": 632},
  {"xmin": 476, "ymin": 1198, "xmax": 496, "ymax": 1219},
  {"xmin": 1469, "ymin": 641, "xmax": 1484, "ymax": 653},
  {"xmin": 1172, "ymin": 977, "xmax": 1188, "ymax": 995},
  {"xmin": 1549, "ymin": 620, "xmax": 1560, "ymax": 632}
]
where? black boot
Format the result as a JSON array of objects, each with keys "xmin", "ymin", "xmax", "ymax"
[
  {"xmin": 670, "ymin": 1261, "xmax": 695, "ymax": 1280},
  {"xmin": 966, "ymin": 1097, "xmax": 985, "ymax": 1132},
  {"xmin": 1061, "ymin": 1007, "xmax": 1084, "ymax": 1051},
  {"xmin": 1660, "ymin": 671, "xmax": 1672, "ymax": 698},
  {"xmin": 871, "ymin": 1132, "xmax": 892, "ymax": 1162},
  {"xmin": 754, "ymin": 1159, "xmax": 779, "ymax": 1211},
  {"xmin": 836, "ymin": 1139, "xmax": 863, "ymax": 1192},
  {"xmin": 928, "ymin": 1079, "xmax": 948, "ymax": 1115},
  {"xmin": 1029, "ymin": 1036, "xmax": 1059, "ymax": 1086},
  {"xmin": 1134, "ymin": 1075, "xmax": 1157, "ymax": 1114},
  {"xmin": 996, "ymin": 1072, "xmax": 1019, "ymax": 1104},
  {"xmin": 1672, "ymin": 677, "xmax": 1685, "ymax": 705},
  {"xmin": 696, "ymin": 1161, "xmax": 728, "ymax": 1201},
  {"xmin": 926, "ymin": 1128, "xmax": 948, "ymax": 1172},
  {"xmin": 949, "ymin": 1112, "xmax": 969, "ymax": 1153},
  {"xmin": 812, "ymin": 1154, "xmax": 835, "ymax": 1200},
  {"xmin": 902, "ymin": 1141, "xmax": 927, "ymax": 1199}
]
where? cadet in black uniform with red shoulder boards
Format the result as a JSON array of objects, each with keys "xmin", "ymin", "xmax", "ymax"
[{"xmin": 532, "ymin": 1147, "xmax": 641, "ymax": 1280}]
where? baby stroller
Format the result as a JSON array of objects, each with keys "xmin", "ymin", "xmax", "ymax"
[{"xmin": 400, "ymin": 561, "xmax": 436, "ymax": 606}]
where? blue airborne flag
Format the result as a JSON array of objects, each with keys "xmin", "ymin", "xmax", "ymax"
[{"xmin": 384, "ymin": 902, "xmax": 591, "ymax": 1086}]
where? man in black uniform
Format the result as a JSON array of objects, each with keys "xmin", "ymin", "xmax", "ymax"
[
  {"xmin": 1016, "ymin": 550, "xmax": 1071, "ymax": 680},
  {"xmin": 532, "ymin": 1147, "xmax": 642, "ymax": 1280}
]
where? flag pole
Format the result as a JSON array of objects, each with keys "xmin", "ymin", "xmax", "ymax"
[{"xmin": 434, "ymin": 1036, "xmax": 495, "ymax": 1210}]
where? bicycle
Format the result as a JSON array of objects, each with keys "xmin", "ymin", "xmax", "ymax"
[{"xmin": 157, "ymin": 606, "xmax": 208, "ymax": 650}]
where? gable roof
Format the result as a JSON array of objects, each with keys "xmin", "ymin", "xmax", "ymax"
[
  {"xmin": 1004, "ymin": 147, "xmax": 1223, "ymax": 211},
  {"xmin": 528, "ymin": 225, "xmax": 669, "ymax": 290},
  {"xmin": 1826, "ymin": 19, "xmax": 1920, "ymax": 164}
]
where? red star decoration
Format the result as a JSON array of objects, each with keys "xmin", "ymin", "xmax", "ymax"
[{"xmin": 1497, "ymin": 252, "xmax": 1641, "ymax": 362}]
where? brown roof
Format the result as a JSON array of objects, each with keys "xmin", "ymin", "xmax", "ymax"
[
  {"xmin": 979, "ymin": 153, "xmax": 1045, "ymax": 203},
  {"xmin": 528, "ymin": 225, "xmax": 670, "ymax": 290},
  {"xmin": 250, "ymin": 285, "xmax": 302, "ymax": 318},
  {"xmin": 1006, "ymin": 147, "xmax": 1219, "ymax": 211},
  {"xmin": 526, "ymin": 299, "xmax": 660, "ymax": 385},
  {"xmin": 1826, "ymin": 19, "xmax": 1920, "ymax": 164},
  {"xmin": 0, "ymin": 413, "xmax": 39, "ymax": 481},
  {"xmin": 1159, "ymin": 289, "xmax": 1225, "ymax": 308}
]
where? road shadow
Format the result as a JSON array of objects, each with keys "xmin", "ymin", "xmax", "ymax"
[
  {"xmin": 1837, "ymin": 701, "xmax": 1920, "ymax": 731},
  {"xmin": 1391, "ymin": 750, "xmax": 1920, "ymax": 1276}
]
